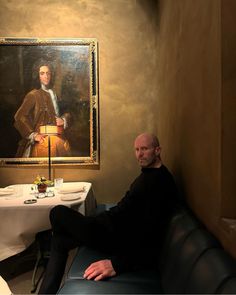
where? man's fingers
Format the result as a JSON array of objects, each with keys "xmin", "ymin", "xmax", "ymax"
[
  {"xmin": 94, "ymin": 274, "xmax": 104, "ymax": 281},
  {"xmin": 84, "ymin": 269, "xmax": 99, "ymax": 280},
  {"xmin": 83, "ymin": 260, "xmax": 116, "ymax": 281}
]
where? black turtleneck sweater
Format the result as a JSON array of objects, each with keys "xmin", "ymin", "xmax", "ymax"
[{"xmin": 95, "ymin": 165, "xmax": 180, "ymax": 274}]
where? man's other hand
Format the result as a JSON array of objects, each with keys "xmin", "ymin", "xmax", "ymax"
[
  {"xmin": 55, "ymin": 117, "xmax": 64, "ymax": 127},
  {"xmin": 83, "ymin": 259, "xmax": 116, "ymax": 281}
]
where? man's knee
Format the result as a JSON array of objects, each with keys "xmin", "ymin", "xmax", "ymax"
[{"xmin": 50, "ymin": 205, "xmax": 69, "ymax": 223}]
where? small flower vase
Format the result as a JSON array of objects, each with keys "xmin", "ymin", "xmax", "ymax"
[{"xmin": 37, "ymin": 183, "xmax": 47, "ymax": 193}]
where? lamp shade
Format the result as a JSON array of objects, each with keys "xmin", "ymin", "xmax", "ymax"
[{"xmin": 40, "ymin": 125, "xmax": 58, "ymax": 135}]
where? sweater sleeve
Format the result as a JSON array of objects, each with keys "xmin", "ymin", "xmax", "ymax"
[{"xmin": 110, "ymin": 243, "xmax": 159, "ymax": 274}]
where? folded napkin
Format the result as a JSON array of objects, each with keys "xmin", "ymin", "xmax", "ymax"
[
  {"xmin": 57, "ymin": 185, "xmax": 85, "ymax": 194},
  {"xmin": 0, "ymin": 188, "xmax": 14, "ymax": 196}
]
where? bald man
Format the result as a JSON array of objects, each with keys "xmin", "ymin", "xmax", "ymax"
[{"xmin": 39, "ymin": 133, "xmax": 180, "ymax": 294}]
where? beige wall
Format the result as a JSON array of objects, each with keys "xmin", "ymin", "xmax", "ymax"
[
  {"xmin": 221, "ymin": 0, "xmax": 236, "ymax": 218},
  {"xmin": 0, "ymin": 0, "xmax": 159, "ymax": 203},
  {"xmin": 156, "ymin": 0, "xmax": 236, "ymax": 257},
  {"xmin": 220, "ymin": 0, "xmax": 236, "ymax": 256},
  {"xmin": 156, "ymin": 0, "xmax": 221, "ymax": 225}
]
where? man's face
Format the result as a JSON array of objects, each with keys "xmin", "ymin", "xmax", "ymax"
[
  {"xmin": 39, "ymin": 66, "xmax": 51, "ymax": 87},
  {"xmin": 134, "ymin": 135, "xmax": 160, "ymax": 168}
]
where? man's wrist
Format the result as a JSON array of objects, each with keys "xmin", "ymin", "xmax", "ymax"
[{"xmin": 29, "ymin": 132, "xmax": 38, "ymax": 143}]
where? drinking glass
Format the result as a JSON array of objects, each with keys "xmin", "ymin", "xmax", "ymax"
[{"xmin": 54, "ymin": 178, "xmax": 63, "ymax": 190}]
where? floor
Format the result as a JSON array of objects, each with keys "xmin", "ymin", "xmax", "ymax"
[
  {"xmin": 7, "ymin": 269, "xmax": 38, "ymax": 294},
  {"xmin": 0, "ymin": 242, "xmax": 76, "ymax": 294}
]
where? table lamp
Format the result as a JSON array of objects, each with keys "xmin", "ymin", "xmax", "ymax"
[{"xmin": 39, "ymin": 125, "xmax": 58, "ymax": 181}]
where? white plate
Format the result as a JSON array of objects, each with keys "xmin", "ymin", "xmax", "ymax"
[
  {"xmin": 60, "ymin": 195, "xmax": 82, "ymax": 201},
  {"xmin": 0, "ymin": 191, "xmax": 13, "ymax": 196},
  {"xmin": 57, "ymin": 186, "xmax": 85, "ymax": 194},
  {"xmin": 0, "ymin": 188, "xmax": 15, "ymax": 196}
]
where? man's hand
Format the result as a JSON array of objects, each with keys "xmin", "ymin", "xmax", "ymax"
[
  {"xmin": 83, "ymin": 259, "xmax": 116, "ymax": 281},
  {"xmin": 55, "ymin": 117, "xmax": 64, "ymax": 127},
  {"xmin": 34, "ymin": 133, "xmax": 46, "ymax": 144}
]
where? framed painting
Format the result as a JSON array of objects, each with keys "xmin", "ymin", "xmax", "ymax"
[{"xmin": 0, "ymin": 37, "xmax": 99, "ymax": 166}]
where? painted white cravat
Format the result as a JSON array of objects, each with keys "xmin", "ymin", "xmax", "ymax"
[{"xmin": 41, "ymin": 84, "xmax": 59, "ymax": 116}]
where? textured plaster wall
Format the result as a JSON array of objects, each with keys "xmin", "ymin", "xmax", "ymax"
[
  {"xmin": 156, "ymin": 0, "xmax": 236, "ymax": 257},
  {"xmin": 221, "ymin": 0, "xmax": 236, "ymax": 218},
  {"xmin": 156, "ymin": 0, "xmax": 221, "ymax": 228},
  {"xmin": 0, "ymin": 0, "xmax": 159, "ymax": 203},
  {"xmin": 220, "ymin": 0, "xmax": 236, "ymax": 256}
]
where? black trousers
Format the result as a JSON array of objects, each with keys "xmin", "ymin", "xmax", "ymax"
[{"xmin": 38, "ymin": 205, "xmax": 115, "ymax": 294}]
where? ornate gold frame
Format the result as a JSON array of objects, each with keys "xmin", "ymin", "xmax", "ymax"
[{"xmin": 0, "ymin": 38, "xmax": 99, "ymax": 166}]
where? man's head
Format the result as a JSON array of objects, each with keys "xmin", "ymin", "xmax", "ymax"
[
  {"xmin": 39, "ymin": 65, "xmax": 51, "ymax": 88},
  {"xmin": 134, "ymin": 133, "xmax": 161, "ymax": 168},
  {"xmin": 32, "ymin": 59, "xmax": 54, "ymax": 89}
]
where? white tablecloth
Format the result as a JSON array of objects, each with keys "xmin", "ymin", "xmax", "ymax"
[
  {"xmin": 0, "ymin": 276, "xmax": 12, "ymax": 295},
  {"xmin": 0, "ymin": 182, "xmax": 96, "ymax": 261}
]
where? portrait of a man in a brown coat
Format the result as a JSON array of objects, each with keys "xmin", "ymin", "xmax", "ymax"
[{"xmin": 14, "ymin": 59, "xmax": 71, "ymax": 158}]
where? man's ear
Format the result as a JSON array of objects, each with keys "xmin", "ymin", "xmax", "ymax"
[{"xmin": 155, "ymin": 146, "xmax": 161, "ymax": 156}]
